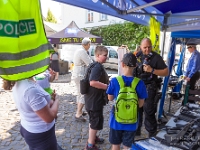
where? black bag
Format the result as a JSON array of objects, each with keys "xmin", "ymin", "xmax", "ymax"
[{"xmin": 80, "ymin": 62, "xmax": 97, "ymax": 94}]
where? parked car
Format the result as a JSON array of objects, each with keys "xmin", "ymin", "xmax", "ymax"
[
  {"xmin": 59, "ymin": 44, "xmax": 119, "ymax": 71},
  {"xmin": 89, "ymin": 45, "xmax": 118, "ymax": 70}
]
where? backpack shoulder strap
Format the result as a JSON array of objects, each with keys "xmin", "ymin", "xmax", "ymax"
[
  {"xmin": 85, "ymin": 62, "xmax": 97, "ymax": 79},
  {"xmin": 131, "ymin": 77, "xmax": 140, "ymax": 89},
  {"xmin": 116, "ymin": 76, "xmax": 124, "ymax": 89}
]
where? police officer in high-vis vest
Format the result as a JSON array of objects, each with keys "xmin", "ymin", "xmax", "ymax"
[
  {"xmin": 134, "ymin": 38, "xmax": 168, "ymax": 137},
  {"xmin": 0, "ymin": 0, "xmax": 52, "ymax": 81}
]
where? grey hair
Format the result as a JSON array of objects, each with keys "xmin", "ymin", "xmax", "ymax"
[{"xmin": 82, "ymin": 37, "xmax": 91, "ymax": 45}]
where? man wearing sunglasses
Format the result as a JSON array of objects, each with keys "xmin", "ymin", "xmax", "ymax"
[{"xmin": 184, "ymin": 44, "xmax": 200, "ymax": 90}]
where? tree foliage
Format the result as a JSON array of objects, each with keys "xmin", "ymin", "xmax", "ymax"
[
  {"xmin": 89, "ymin": 21, "xmax": 149, "ymax": 51},
  {"xmin": 46, "ymin": 8, "xmax": 57, "ymax": 23}
]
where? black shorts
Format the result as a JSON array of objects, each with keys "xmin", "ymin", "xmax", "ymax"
[
  {"xmin": 86, "ymin": 109, "xmax": 104, "ymax": 130},
  {"xmin": 109, "ymin": 128, "xmax": 136, "ymax": 147}
]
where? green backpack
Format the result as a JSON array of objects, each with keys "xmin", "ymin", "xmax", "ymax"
[{"xmin": 115, "ymin": 76, "xmax": 140, "ymax": 124}]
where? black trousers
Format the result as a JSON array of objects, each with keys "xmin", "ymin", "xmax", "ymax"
[
  {"xmin": 189, "ymin": 71, "xmax": 200, "ymax": 90},
  {"xmin": 138, "ymin": 84, "xmax": 157, "ymax": 134},
  {"xmin": 20, "ymin": 125, "xmax": 57, "ymax": 150}
]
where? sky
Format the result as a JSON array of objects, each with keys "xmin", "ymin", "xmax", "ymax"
[{"xmin": 40, "ymin": 0, "xmax": 62, "ymax": 22}]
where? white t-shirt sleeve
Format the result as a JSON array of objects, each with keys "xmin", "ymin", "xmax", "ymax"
[{"xmin": 24, "ymin": 87, "xmax": 48, "ymax": 111}]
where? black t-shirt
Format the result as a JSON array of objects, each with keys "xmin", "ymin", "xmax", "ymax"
[
  {"xmin": 148, "ymin": 51, "xmax": 167, "ymax": 80},
  {"xmin": 135, "ymin": 51, "xmax": 167, "ymax": 82},
  {"xmin": 84, "ymin": 62, "xmax": 109, "ymax": 111}
]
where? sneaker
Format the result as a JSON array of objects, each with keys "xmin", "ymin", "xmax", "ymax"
[
  {"xmin": 85, "ymin": 144, "xmax": 101, "ymax": 150},
  {"xmin": 95, "ymin": 136, "xmax": 104, "ymax": 144}
]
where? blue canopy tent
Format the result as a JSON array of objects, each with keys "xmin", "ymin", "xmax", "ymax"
[
  {"xmin": 53, "ymin": 0, "xmax": 200, "ymax": 32},
  {"xmin": 52, "ymin": 0, "xmax": 200, "ymax": 119}
]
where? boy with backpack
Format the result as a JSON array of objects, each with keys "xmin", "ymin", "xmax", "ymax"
[
  {"xmin": 84, "ymin": 46, "xmax": 109, "ymax": 150},
  {"xmin": 106, "ymin": 52, "xmax": 148, "ymax": 150}
]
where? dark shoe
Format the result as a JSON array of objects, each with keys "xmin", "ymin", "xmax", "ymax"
[
  {"xmin": 85, "ymin": 144, "xmax": 101, "ymax": 150},
  {"xmin": 82, "ymin": 111, "xmax": 88, "ymax": 116},
  {"xmin": 75, "ymin": 115, "xmax": 86, "ymax": 122},
  {"xmin": 95, "ymin": 136, "xmax": 104, "ymax": 144},
  {"xmin": 136, "ymin": 128, "xmax": 141, "ymax": 136}
]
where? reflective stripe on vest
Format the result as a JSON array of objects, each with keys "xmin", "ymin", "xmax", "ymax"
[{"xmin": 0, "ymin": 0, "xmax": 52, "ymax": 81}]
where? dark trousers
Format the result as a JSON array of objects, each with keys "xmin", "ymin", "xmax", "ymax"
[
  {"xmin": 20, "ymin": 125, "xmax": 57, "ymax": 150},
  {"xmin": 137, "ymin": 107, "xmax": 143, "ymax": 130},
  {"xmin": 189, "ymin": 71, "xmax": 200, "ymax": 90},
  {"xmin": 142, "ymin": 84, "xmax": 157, "ymax": 133}
]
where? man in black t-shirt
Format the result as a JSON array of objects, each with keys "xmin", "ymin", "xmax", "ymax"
[
  {"xmin": 135, "ymin": 38, "xmax": 168, "ymax": 137},
  {"xmin": 84, "ymin": 46, "xmax": 109, "ymax": 150}
]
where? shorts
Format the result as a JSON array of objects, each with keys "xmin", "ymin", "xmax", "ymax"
[
  {"xmin": 109, "ymin": 128, "xmax": 136, "ymax": 147},
  {"xmin": 73, "ymin": 77, "xmax": 85, "ymax": 104},
  {"xmin": 86, "ymin": 109, "xmax": 104, "ymax": 130}
]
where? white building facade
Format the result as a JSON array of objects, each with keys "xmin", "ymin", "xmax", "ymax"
[{"xmin": 60, "ymin": 4, "xmax": 126, "ymax": 29}]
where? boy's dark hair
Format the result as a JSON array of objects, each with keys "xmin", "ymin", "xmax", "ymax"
[
  {"xmin": 95, "ymin": 46, "xmax": 108, "ymax": 56},
  {"xmin": 122, "ymin": 52, "xmax": 137, "ymax": 67}
]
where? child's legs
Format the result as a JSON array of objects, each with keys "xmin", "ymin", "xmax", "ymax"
[
  {"xmin": 122, "ymin": 130, "xmax": 136, "ymax": 149},
  {"xmin": 87, "ymin": 109, "xmax": 104, "ymax": 144},
  {"xmin": 112, "ymin": 145, "xmax": 121, "ymax": 150},
  {"xmin": 88, "ymin": 127, "xmax": 98, "ymax": 144},
  {"xmin": 109, "ymin": 128, "xmax": 123, "ymax": 150}
]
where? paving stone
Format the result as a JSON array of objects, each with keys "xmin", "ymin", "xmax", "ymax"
[{"xmin": 0, "ymin": 72, "xmax": 183, "ymax": 150}]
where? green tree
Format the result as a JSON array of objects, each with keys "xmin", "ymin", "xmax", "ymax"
[
  {"xmin": 46, "ymin": 8, "xmax": 57, "ymax": 23},
  {"xmin": 89, "ymin": 21, "xmax": 149, "ymax": 51}
]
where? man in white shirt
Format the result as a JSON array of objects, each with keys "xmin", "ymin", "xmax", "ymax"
[{"xmin": 72, "ymin": 37, "xmax": 93, "ymax": 122}]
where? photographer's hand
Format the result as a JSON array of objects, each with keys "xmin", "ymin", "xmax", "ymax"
[{"xmin": 143, "ymin": 65, "xmax": 153, "ymax": 73}]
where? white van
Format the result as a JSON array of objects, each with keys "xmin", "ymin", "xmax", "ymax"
[
  {"xmin": 89, "ymin": 45, "xmax": 118, "ymax": 70},
  {"xmin": 59, "ymin": 44, "xmax": 119, "ymax": 71}
]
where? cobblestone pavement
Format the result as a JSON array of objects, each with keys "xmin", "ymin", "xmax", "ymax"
[{"xmin": 0, "ymin": 71, "xmax": 183, "ymax": 150}]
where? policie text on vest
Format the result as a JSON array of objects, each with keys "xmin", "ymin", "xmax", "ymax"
[{"xmin": 0, "ymin": 19, "xmax": 36, "ymax": 37}]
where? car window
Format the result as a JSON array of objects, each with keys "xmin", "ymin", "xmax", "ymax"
[
  {"xmin": 91, "ymin": 48, "xmax": 95, "ymax": 56},
  {"xmin": 108, "ymin": 48, "xmax": 118, "ymax": 58}
]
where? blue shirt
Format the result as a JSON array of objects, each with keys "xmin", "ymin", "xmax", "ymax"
[
  {"xmin": 106, "ymin": 75, "xmax": 148, "ymax": 131},
  {"xmin": 184, "ymin": 50, "xmax": 200, "ymax": 78}
]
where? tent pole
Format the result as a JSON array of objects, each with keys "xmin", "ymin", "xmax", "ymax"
[
  {"xmin": 161, "ymin": 15, "xmax": 168, "ymax": 57},
  {"xmin": 161, "ymin": 30, "xmax": 166, "ymax": 57}
]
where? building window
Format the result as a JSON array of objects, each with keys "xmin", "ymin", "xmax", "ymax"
[
  {"xmin": 86, "ymin": 10, "xmax": 93, "ymax": 22},
  {"xmin": 100, "ymin": 13, "xmax": 107, "ymax": 21}
]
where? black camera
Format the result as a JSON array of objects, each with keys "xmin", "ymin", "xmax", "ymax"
[{"xmin": 137, "ymin": 52, "xmax": 153, "ymax": 74}]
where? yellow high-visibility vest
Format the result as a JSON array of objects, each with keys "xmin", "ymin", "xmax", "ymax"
[
  {"xmin": 0, "ymin": 0, "xmax": 53, "ymax": 81},
  {"xmin": 149, "ymin": 17, "xmax": 160, "ymax": 54}
]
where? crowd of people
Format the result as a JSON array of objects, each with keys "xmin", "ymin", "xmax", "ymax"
[{"xmin": 2, "ymin": 36, "xmax": 200, "ymax": 150}]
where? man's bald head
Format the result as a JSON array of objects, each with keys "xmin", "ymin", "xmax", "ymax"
[{"xmin": 140, "ymin": 38, "xmax": 152, "ymax": 55}]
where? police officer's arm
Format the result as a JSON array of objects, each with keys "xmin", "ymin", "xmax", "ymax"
[
  {"xmin": 143, "ymin": 64, "xmax": 169, "ymax": 76},
  {"xmin": 139, "ymin": 99, "xmax": 144, "ymax": 108}
]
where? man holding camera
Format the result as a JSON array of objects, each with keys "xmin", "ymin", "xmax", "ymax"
[{"xmin": 134, "ymin": 38, "xmax": 168, "ymax": 137}]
